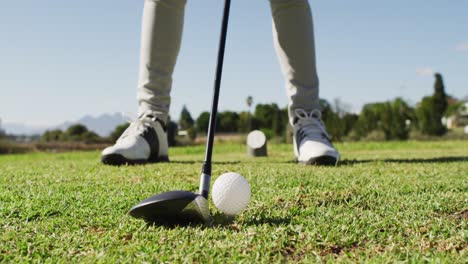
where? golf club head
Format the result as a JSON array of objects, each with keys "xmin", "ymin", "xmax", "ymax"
[{"xmin": 128, "ymin": 190, "xmax": 212, "ymax": 226}]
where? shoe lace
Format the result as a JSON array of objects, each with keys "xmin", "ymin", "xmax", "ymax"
[
  {"xmin": 294, "ymin": 109, "xmax": 331, "ymax": 142},
  {"xmin": 117, "ymin": 113, "xmax": 152, "ymax": 142}
]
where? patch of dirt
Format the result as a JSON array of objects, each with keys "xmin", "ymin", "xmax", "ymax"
[
  {"xmin": 282, "ymin": 244, "xmax": 305, "ymax": 261},
  {"xmin": 419, "ymin": 238, "xmax": 467, "ymax": 253},
  {"xmin": 317, "ymin": 190, "xmax": 356, "ymax": 207},
  {"xmin": 318, "ymin": 241, "xmax": 365, "ymax": 257},
  {"xmin": 451, "ymin": 209, "xmax": 468, "ymax": 221},
  {"xmin": 87, "ymin": 226, "xmax": 106, "ymax": 235},
  {"xmin": 121, "ymin": 233, "xmax": 133, "ymax": 241},
  {"xmin": 434, "ymin": 208, "xmax": 468, "ymax": 221}
]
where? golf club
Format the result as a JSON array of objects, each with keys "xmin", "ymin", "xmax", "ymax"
[{"xmin": 128, "ymin": 0, "xmax": 232, "ymax": 226}]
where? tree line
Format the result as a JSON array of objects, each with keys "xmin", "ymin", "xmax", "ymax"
[
  {"xmin": 178, "ymin": 73, "xmax": 458, "ymax": 141},
  {"xmin": 40, "ymin": 72, "xmax": 462, "ymax": 144},
  {"xmin": 42, "ymin": 124, "xmax": 103, "ymax": 143}
]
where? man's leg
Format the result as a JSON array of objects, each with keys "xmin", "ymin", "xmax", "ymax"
[
  {"xmin": 269, "ymin": 0, "xmax": 320, "ymax": 124},
  {"xmin": 101, "ymin": 0, "xmax": 186, "ymax": 165},
  {"xmin": 269, "ymin": 0, "xmax": 339, "ymax": 165},
  {"xmin": 138, "ymin": 0, "xmax": 187, "ymax": 124}
]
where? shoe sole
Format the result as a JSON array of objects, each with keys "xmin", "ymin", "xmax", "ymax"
[
  {"xmin": 299, "ymin": 155, "xmax": 339, "ymax": 166},
  {"xmin": 101, "ymin": 154, "xmax": 169, "ymax": 166}
]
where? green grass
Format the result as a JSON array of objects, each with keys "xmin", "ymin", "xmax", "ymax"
[{"xmin": 1, "ymin": 140, "xmax": 466, "ymax": 263}]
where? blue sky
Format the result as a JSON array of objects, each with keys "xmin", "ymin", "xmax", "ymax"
[{"xmin": 0, "ymin": 0, "xmax": 467, "ymax": 127}]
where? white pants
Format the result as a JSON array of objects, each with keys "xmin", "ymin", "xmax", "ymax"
[{"xmin": 137, "ymin": 0, "xmax": 320, "ymax": 125}]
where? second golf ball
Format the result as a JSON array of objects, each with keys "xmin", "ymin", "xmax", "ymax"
[{"xmin": 212, "ymin": 172, "xmax": 251, "ymax": 216}]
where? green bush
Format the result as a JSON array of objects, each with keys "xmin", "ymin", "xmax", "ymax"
[
  {"xmin": 196, "ymin": 112, "xmax": 210, "ymax": 133},
  {"xmin": 42, "ymin": 129, "xmax": 63, "ymax": 142},
  {"xmin": 416, "ymin": 97, "xmax": 446, "ymax": 136},
  {"xmin": 260, "ymin": 128, "xmax": 274, "ymax": 140},
  {"xmin": 81, "ymin": 131, "xmax": 101, "ymax": 143},
  {"xmin": 66, "ymin": 124, "xmax": 88, "ymax": 136},
  {"xmin": 415, "ymin": 73, "xmax": 448, "ymax": 136},
  {"xmin": 351, "ymin": 98, "xmax": 413, "ymax": 140},
  {"xmin": 179, "ymin": 105, "xmax": 194, "ymax": 130},
  {"xmin": 187, "ymin": 127, "xmax": 197, "ymax": 141},
  {"xmin": 62, "ymin": 124, "xmax": 89, "ymax": 141},
  {"xmin": 217, "ymin": 111, "xmax": 239, "ymax": 132},
  {"xmin": 41, "ymin": 124, "xmax": 103, "ymax": 143},
  {"xmin": 237, "ymin": 112, "xmax": 250, "ymax": 133},
  {"xmin": 253, "ymin": 103, "xmax": 287, "ymax": 136}
]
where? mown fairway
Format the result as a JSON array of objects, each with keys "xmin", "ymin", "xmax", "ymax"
[{"xmin": 0, "ymin": 141, "xmax": 466, "ymax": 263}]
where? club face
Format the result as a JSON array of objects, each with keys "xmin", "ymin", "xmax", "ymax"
[{"xmin": 128, "ymin": 190, "xmax": 212, "ymax": 226}]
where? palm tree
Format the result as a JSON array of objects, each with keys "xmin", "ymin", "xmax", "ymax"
[
  {"xmin": 246, "ymin": 96, "xmax": 253, "ymax": 109},
  {"xmin": 246, "ymin": 96, "xmax": 253, "ymax": 131}
]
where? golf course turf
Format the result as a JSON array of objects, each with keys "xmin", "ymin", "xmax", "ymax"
[{"xmin": 0, "ymin": 140, "xmax": 466, "ymax": 262}]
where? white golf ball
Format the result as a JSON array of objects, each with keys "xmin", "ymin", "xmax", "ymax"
[{"xmin": 212, "ymin": 172, "xmax": 251, "ymax": 216}]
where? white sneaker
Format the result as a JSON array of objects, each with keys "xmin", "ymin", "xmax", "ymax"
[
  {"xmin": 293, "ymin": 109, "xmax": 340, "ymax": 165},
  {"xmin": 101, "ymin": 114, "xmax": 169, "ymax": 165}
]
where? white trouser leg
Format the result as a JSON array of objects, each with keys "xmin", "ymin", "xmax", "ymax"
[
  {"xmin": 270, "ymin": 0, "xmax": 320, "ymax": 124},
  {"xmin": 137, "ymin": 0, "xmax": 187, "ymax": 124}
]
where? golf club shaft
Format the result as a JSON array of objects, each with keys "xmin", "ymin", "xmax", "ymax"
[{"xmin": 200, "ymin": 0, "xmax": 231, "ymax": 198}]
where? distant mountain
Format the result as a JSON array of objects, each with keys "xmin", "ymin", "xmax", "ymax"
[
  {"xmin": 56, "ymin": 113, "xmax": 127, "ymax": 137},
  {"xmin": 3, "ymin": 113, "xmax": 127, "ymax": 137},
  {"xmin": 1, "ymin": 123, "xmax": 47, "ymax": 136}
]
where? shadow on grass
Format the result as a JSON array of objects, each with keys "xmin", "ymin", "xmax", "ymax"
[
  {"xmin": 169, "ymin": 160, "xmax": 241, "ymax": 165},
  {"xmin": 280, "ymin": 156, "xmax": 467, "ymax": 166},
  {"xmin": 242, "ymin": 216, "xmax": 292, "ymax": 226},
  {"xmin": 340, "ymin": 156, "xmax": 468, "ymax": 166},
  {"xmin": 141, "ymin": 214, "xmax": 292, "ymax": 229},
  {"xmin": 211, "ymin": 213, "xmax": 292, "ymax": 227}
]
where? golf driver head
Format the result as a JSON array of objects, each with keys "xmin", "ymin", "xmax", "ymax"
[{"xmin": 128, "ymin": 190, "xmax": 212, "ymax": 226}]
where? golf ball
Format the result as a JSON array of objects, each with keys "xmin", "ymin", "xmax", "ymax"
[{"xmin": 212, "ymin": 172, "xmax": 251, "ymax": 216}]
